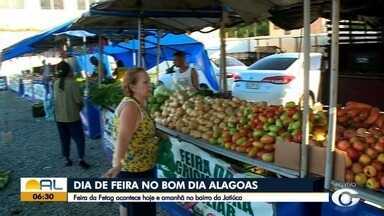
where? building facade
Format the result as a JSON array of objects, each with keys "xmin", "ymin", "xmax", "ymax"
[{"xmin": 0, "ymin": 0, "xmax": 100, "ymax": 49}]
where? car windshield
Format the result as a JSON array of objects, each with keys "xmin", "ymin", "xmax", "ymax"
[
  {"xmin": 248, "ymin": 57, "xmax": 297, "ymax": 70},
  {"xmin": 213, "ymin": 57, "xmax": 246, "ymax": 67}
]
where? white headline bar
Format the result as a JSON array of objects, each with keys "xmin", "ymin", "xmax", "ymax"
[{"xmin": 67, "ymin": 192, "xmax": 329, "ymax": 203}]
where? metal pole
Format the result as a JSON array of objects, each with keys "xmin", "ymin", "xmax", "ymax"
[
  {"xmin": 82, "ymin": 36, "xmax": 89, "ymax": 97},
  {"xmin": 300, "ymin": 0, "xmax": 311, "ymax": 178},
  {"xmin": 156, "ymin": 31, "xmax": 162, "ymax": 81},
  {"xmin": 98, "ymin": 35, "xmax": 103, "ymax": 86},
  {"xmin": 325, "ymin": 0, "xmax": 340, "ymax": 190},
  {"xmin": 137, "ymin": 18, "xmax": 142, "ymax": 67},
  {"xmin": 220, "ymin": 11, "xmax": 228, "ymax": 93}
]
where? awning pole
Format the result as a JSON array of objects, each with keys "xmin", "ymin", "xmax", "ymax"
[
  {"xmin": 82, "ymin": 36, "xmax": 89, "ymax": 97},
  {"xmin": 98, "ymin": 35, "xmax": 103, "ymax": 86},
  {"xmin": 137, "ymin": 18, "xmax": 142, "ymax": 67},
  {"xmin": 325, "ymin": 0, "xmax": 340, "ymax": 190},
  {"xmin": 156, "ymin": 31, "xmax": 162, "ymax": 81},
  {"xmin": 219, "ymin": 10, "xmax": 228, "ymax": 93},
  {"xmin": 300, "ymin": 0, "xmax": 311, "ymax": 178}
]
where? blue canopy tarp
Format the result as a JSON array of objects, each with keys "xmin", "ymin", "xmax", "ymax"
[
  {"xmin": 1, "ymin": 21, "xmax": 73, "ymax": 61},
  {"xmin": 102, "ymin": 33, "xmax": 219, "ymax": 91}
]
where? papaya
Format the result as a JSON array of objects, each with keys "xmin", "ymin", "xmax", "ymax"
[
  {"xmin": 345, "ymin": 101, "xmax": 372, "ymax": 110},
  {"xmin": 375, "ymin": 115, "xmax": 384, "ymax": 128},
  {"xmin": 365, "ymin": 107, "xmax": 380, "ymax": 125}
]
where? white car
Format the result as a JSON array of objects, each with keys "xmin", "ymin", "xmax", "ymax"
[
  {"xmin": 212, "ymin": 56, "xmax": 247, "ymax": 88},
  {"xmin": 231, "ymin": 53, "xmax": 322, "ymax": 105}
]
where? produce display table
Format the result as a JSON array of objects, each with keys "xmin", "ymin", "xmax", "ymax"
[
  {"xmin": 8, "ymin": 76, "xmax": 22, "ymax": 94},
  {"xmin": 155, "ymin": 132, "xmax": 275, "ymax": 216},
  {"xmin": 100, "ymin": 107, "xmax": 116, "ymax": 162},
  {"xmin": 0, "ymin": 76, "xmax": 8, "ymax": 91},
  {"xmin": 157, "ymin": 124, "xmax": 299, "ymax": 178},
  {"xmin": 22, "ymin": 79, "xmax": 34, "ymax": 100},
  {"xmin": 32, "ymin": 80, "xmax": 47, "ymax": 101},
  {"xmin": 80, "ymin": 97, "xmax": 101, "ymax": 139}
]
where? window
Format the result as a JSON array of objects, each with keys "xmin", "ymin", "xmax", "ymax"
[
  {"xmin": 213, "ymin": 57, "xmax": 246, "ymax": 67},
  {"xmin": 248, "ymin": 57, "xmax": 297, "ymax": 70},
  {"xmin": 53, "ymin": 0, "xmax": 63, "ymax": 9},
  {"xmin": 226, "ymin": 57, "xmax": 246, "ymax": 67},
  {"xmin": 89, "ymin": 0, "xmax": 100, "ymax": 6},
  {"xmin": 40, "ymin": 0, "xmax": 64, "ymax": 10},
  {"xmin": 78, "ymin": 0, "xmax": 99, "ymax": 10},
  {"xmin": 0, "ymin": 0, "xmax": 24, "ymax": 9},
  {"xmin": 77, "ymin": 0, "xmax": 86, "ymax": 10}
]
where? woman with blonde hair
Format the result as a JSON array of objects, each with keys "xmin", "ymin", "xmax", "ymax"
[{"xmin": 104, "ymin": 68, "xmax": 158, "ymax": 216}]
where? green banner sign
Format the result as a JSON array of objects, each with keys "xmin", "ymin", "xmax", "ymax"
[{"xmin": 157, "ymin": 136, "xmax": 273, "ymax": 216}]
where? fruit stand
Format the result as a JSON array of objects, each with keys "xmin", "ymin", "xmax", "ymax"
[
  {"xmin": 1, "ymin": 0, "xmax": 383, "ymax": 213},
  {"xmin": 86, "ymin": 0, "xmax": 384, "ymax": 214}
]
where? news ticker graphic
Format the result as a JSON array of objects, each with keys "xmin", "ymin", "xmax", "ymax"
[
  {"xmin": 20, "ymin": 178, "xmax": 67, "ymax": 202},
  {"xmin": 20, "ymin": 178, "xmax": 359, "ymax": 207}
]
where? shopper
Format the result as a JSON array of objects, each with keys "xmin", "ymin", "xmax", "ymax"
[
  {"xmin": 54, "ymin": 61, "xmax": 90, "ymax": 169},
  {"xmin": 112, "ymin": 60, "xmax": 126, "ymax": 80},
  {"xmin": 89, "ymin": 56, "xmax": 106, "ymax": 80},
  {"xmin": 104, "ymin": 68, "xmax": 159, "ymax": 216},
  {"xmin": 172, "ymin": 51, "xmax": 199, "ymax": 90}
]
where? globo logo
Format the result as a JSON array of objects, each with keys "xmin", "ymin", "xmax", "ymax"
[{"xmin": 331, "ymin": 189, "xmax": 360, "ymax": 207}]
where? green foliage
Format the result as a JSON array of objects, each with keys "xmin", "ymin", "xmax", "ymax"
[
  {"xmin": 227, "ymin": 20, "xmax": 269, "ymax": 38},
  {"xmin": 89, "ymin": 81, "xmax": 124, "ymax": 108}
]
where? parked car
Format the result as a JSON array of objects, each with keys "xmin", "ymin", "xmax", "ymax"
[
  {"xmin": 231, "ymin": 53, "xmax": 322, "ymax": 105},
  {"xmin": 211, "ymin": 56, "xmax": 248, "ymax": 88}
]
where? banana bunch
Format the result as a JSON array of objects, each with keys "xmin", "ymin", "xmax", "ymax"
[{"xmin": 0, "ymin": 170, "xmax": 10, "ymax": 189}]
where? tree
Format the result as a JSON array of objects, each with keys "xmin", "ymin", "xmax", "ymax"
[{"xmin": 226, "ymin": 20, "xmax": 269, "ymax": 38}]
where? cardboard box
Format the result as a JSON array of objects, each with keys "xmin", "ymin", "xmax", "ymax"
[{"xmin": 274, "ymin": 139, "xmax": 346, "ymax": 182}]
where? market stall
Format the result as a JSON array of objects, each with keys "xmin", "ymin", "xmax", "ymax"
[
  {"xmin": 88, "ymin": 1, "xmax": 384, "ymax": 215},
  {"xmin": 1, "ymin": 0, "xmax": 384, "ymax": 214}
]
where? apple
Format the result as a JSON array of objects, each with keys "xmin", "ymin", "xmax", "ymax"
[
  {"xmin": 252, "ymin": 141, "xmax": 264, "ymax": 149},
  {"xmin": 365, "ymin": 148, "xmax": 379, "ymax": 159},
  {"xmin": 247, "ymin": 147, "xmax": 259, "ymax": 157},
  {"xmin": 344, "ymin": 129, "xmax": 356, "ymax": 139},
  {"xmin": 363, "ymin": 165, "xmax": 377, "ymax": 177},
  {"xmin": 373, "ymin": 142, "xmax": 384, "ymax": 153},
  {"xmin": 359, "ymin": 154, "xmax": 372, "ymax": 165},
  {"xmin": 350, "ymin": 136, "xmax": 361, "ymax": 143},
  {"xmin": 346, "ymin": 148, "xmax": 360, "ymax": 161},
  {"xmin": 365, "ymin": 136, "xmax": 377, "ymax": 145},
  {"xmin": 345, "ymin": 170, "xmax": 354, "ymax": 182},
  {"xmin": 352, "ymin": 163, "xmax": 363, "ymax": 174},
  {"xmin": 380, "ymin": 176, "xmax": 384, "ymax": 188},
  {"xmin": 356, "ymin": 128, "xmax": 369, "ymax": 137},
  {"xmin": 377, "ymin": 153, "xmax": 384, "ymax": 163},
  {"xmin": 336, "ymin": 140, "xmax": 351, "ymax": 151},
  {"xmin": 261, "ymin": 152, "xmax": 274, "ymax": 162},
  {"xmin": 366, "ymin": 178, "xmax": 380, "ymax": 191},
  {"xmin": 371, "ymin": 160, "xmax": 383, "ymax": 172},
  {"xmin": 230, "ymin": 145, "xmax": 237, "ymax": 151},
  {"xmin": 256, "ymin": 150, "xmax": 265, "ymax": 159},
  {"xmin": 263, "ymin": 144, "xmax": 275, "ymax": 152},
  {"xmin": 353, "ymin": 141, "xmax": 366, "ymax": 152},
  {"xmin": 379, "ymin": 136, "xmax": 384, "ymax": 144},
  {"xmin": 354, "ymin": 173, "xmax": 368, "ymax": 186},
  {"xmin": 345, "ymin": 156, "xmax": 352, "ymax": 168}
]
